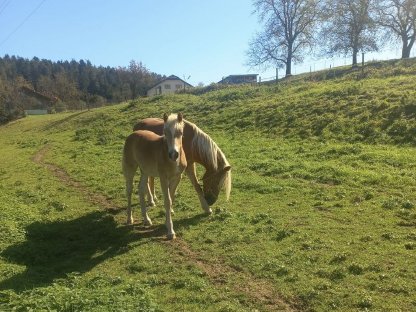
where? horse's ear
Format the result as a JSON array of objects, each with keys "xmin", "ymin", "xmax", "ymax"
[
  {"xmin": 177, "ymin": 112, "xmax": 183, "ymax": 122},
  {"xmin": 223, "ymin": 165, "xmax": 231, "ymax": 172},
  {"xmin": 163, "ymin": 113, "xmax": 168, "ymax": 122}
]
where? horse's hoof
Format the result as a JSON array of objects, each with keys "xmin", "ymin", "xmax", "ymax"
[
  {"xmin": 204, "ymin": 208, "xmax": 213, "ymax": 215},
  {"xmin": 149, "ymin": 201, "xmax": 156, "ymax": 207},
  {"xmin": 126, "ymin": 219, "xmax": 134, "ymax": 225},
  {"xmin": 144, "ymin": 219, "xmax": 152, "ymax": 226},
  {"xmin": 167, "ymin": 233, "xmax": 176, "ymax": 240}
]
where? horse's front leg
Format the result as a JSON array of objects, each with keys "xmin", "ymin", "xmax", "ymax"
[
  {"xmin": 139, "ymin": 174, "xmax": 152, "ymax": 226},
  {"xmin": 185, "ymin": 163, "xmax": 212, "ymax": 214},
  {"xmin": 168, "ymin": 174, "xmax": 182, "ymax": 214},
  {"xmin": 160, "ymin": 175, "xmax": 175, "ymax": 240}
]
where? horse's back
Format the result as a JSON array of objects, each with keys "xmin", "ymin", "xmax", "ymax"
[
  {"xmin": 123, "ymin": 130, "xmax": 163, "ymax": 176},
  {"xmin": 134, "ymin": 118, "xmax": 194, "ymax": 161},
  {"xmin": 133, "ymin": 118, "xmax": 164, "ymax": 134}
]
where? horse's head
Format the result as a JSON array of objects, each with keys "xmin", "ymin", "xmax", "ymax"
[
  {"xmin": 202, "ymin": 165, "xmax": 231, "ymax": 206},
  {"xmin": 163, "ymin": 112, "xmax": 184, "ymax": 162}
]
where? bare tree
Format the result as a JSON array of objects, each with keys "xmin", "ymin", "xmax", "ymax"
[
  {"xmin": 376, "ymin": 0, "xmax": 416, "ymax": 58},
  {"xmin": 247, "ymin": 0, "xmax": 322, "ymax": 76},
  {"xmin": 321, "ymin": 0, "xmax": 378, "ymax": 67}
]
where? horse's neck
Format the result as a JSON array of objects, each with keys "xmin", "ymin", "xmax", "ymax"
[
  {"xmin": 193, "ymin": 148, "xmax": 218, "ymax": 172},
  {"xmin": 183, "ymin": 120, "xmax": 230, "ymax": 173}
]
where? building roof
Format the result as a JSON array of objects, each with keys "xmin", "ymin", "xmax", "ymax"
[
  {"xmin": 223, "ymin": 74, "xmax": 258, "ymax": 78},
  {"xmin": 218, "ymin": 74, "xmax": 258, "ymax": 84},
  {"xmin": 148, "ymin": 75, "xmax": 193, "ymax": 91}
]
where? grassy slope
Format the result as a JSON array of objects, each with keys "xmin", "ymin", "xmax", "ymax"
[{"xmin": 1, "ymin": 60, "xmax": 416, "ymax": 311}]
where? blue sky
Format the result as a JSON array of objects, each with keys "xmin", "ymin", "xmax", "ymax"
[{"xmin": 0, "ymin": 0, "xmax": 411, "ymax": 85}]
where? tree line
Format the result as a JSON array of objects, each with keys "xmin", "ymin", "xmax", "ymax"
[
  {"xmin": 247, "ymin": 0, "xmax": 416, "ymax": 76},
  {"xmin": 0, "ymin": 55, "xmax": 162, "ymax": 123}
]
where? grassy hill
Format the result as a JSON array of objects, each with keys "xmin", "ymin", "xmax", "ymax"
[{"xmin": 0, "ymin": 60, "xmax": 416, "ymax": 311}]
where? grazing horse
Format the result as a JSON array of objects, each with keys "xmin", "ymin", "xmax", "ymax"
[
  {"xmin": 133, "ymin": 117, "xmax": 231, "ymax": 214},
  {"xmin": 122, "ymin": 113, "xmax": 186, "ymax": 239}
]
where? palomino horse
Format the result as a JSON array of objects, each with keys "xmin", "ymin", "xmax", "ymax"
[
  {"xmin": 133, "ymin": 117, "xmax": 231, "ymax": 214},
  {"xmin": 122, "ymin": 113, "xmax": 186, "ymax": 239}
]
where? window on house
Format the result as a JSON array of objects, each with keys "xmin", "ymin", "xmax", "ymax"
[
  {"xmin": 164, "ymin": 84, "xmax": 171, "ymax": 89},
  {"xmin": 175, "ymin": 84, "xmax": 182, "ymax": 89}
]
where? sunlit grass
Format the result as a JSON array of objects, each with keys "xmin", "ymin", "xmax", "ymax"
[{"xmin": 1, "ymin": 65, "xmax": 416, "ymax": 310}]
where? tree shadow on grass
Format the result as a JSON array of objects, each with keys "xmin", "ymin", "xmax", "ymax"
[
  {"xmin": 41, "ymin": 111, "xmax": 88, "ymax": 132},
  {"xmin": 0, "ymin": 210, "xmax": 207, "ymax": 293}
]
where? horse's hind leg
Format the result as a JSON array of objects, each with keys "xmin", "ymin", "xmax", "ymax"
[
  {"xmin": 150, "ymin": 177, "xmax": 157, "ymax": 201},
  {"xmin": 124, "ymin": 164, "xmax": 136, "ymax": 225},
  {"xmin": 147, "ymin": 177, "xmax": 156, "ymax": 207},
  {"xmin": 139, "ymin": 174, "xmax": 152, "ymax": 226}
]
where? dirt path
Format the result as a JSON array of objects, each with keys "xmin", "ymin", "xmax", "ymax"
[
  {"xmin": 168, "ymin": 239, "xmax": 298, "ymax": 311},
  {"xmin": 33, "ymin": 145, "xmax": 300, "ymax": 312},
  {"xmin": 32, "ymin": 145, "xmax": 117, "ymax": 212}
]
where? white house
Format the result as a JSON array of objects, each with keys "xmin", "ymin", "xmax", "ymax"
[
  {"xmin": 24, "ymin": 109, "xmax": 48, "ymax": 115},
  {"xmin": 147, "ymin": 75, "xmax": 193, "ymax": 96}
]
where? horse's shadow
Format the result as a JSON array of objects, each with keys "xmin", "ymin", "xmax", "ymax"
[{"xmin": 0, "ymin": 210, "xmax": 206, "ymax": 292}]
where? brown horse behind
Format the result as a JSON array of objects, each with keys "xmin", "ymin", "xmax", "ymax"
[{"xmin": 122, "ymin": 113, "xmax": 186, "ymax": 239}]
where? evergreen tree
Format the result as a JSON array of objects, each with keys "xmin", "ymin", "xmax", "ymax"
[{"xmin": 0, "ymin": 55, "xmax": 162, "ymax": 123}]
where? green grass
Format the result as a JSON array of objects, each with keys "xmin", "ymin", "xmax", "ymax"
[{"xmin": 1, "ymin": 62, "xmax": 416, "ymax": 311}]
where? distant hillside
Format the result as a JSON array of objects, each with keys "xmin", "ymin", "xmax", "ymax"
[
  {"xmin": 119, "ymin": 58, "xmax": 415, "ymax": 146},
  {"xmin": 288, "ymin": 57, "xmax": 416, "ymax": 82},
  {"xmin": 3, "ymin": 57, "xmax": 416, "ymax": 146},
  {"xmin": 0, "ymin": 55, "xmax": 162, "ymax": 123},
  {"xmin": 42, "ymin": 60, "xmax": 416, "ymax": 148},
  {"xmin": 35, "ymin": 58, "xmax": 416, "ymax": 147}
]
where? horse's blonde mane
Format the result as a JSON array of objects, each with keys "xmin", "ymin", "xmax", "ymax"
[
  {"xmin": 186, "ymin": 120, "xmax": 219, "ymax": 170},
  {"xmin": 186, "ymin": 119, "xmax": 232, "ymax": 200}
]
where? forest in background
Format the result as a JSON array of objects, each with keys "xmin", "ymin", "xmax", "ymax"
[{"xmin": 0, "ymin": 55, "xmax": 163, "ymax": 123}]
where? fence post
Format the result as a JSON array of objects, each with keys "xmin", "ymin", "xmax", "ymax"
[
  {"xmin": 276, "ymin": 68, "xmax": 278, "ymax": 82},
  {"xmin": 362, "ymin": 52, "xmax": 365, "ymax": 77}
]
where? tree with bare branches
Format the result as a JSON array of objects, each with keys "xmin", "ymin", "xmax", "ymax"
[
  {"xmin": 375, "ymin": 0, "xmax": 416, "ymax": 58},
  {"xmin": 321, "ymin": 0, "xmax": 378, "ymax": 67},
  {"xmin": 247, "ymin": 0, "xmax": 322, "ymax": 76}
]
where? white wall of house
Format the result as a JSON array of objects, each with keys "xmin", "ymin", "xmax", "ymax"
[
  {"xmin": 147, "ymin": 79, "xmax": 190, "ymax": 96},
  {"xmin": 25, "ymin": 109, "xmax": 48, "ymax": 115}
]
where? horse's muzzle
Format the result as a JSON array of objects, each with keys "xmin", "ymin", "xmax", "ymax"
[
  {"xmin": 169, "ymin": 150, "xmax": 179, "ymax": 161},
  {"xmin": 204, "ymin": 194, "xmax": 217, "ymax": 206}
]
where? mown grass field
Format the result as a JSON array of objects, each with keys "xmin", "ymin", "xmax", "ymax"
[{"xmin": 1, "ymin": 60, "xmax": 416, "ymax": 311}]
